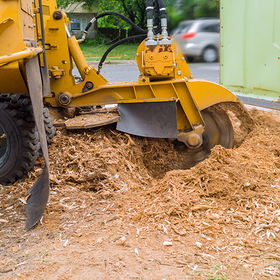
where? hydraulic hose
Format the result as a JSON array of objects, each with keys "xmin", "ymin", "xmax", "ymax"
[
  {"xmin": 157, "ymin": 0, "xmax": 167, "ymax": 18},
  {"xmin": 156, "ymin": 0, "xmax": 169, "ymax": 42},
  {"xmin": 97, "ymin": 34, "xmax": 146, "ymax": 74},
  {"xmin": 154, "ymin": 0, "xmax": 161, "ymax": 34},
  {"xmin": 79, "ymin": 9, "xmax": 162, "ymax": 43},
  {"xmin": 145, "ymin": 0, "xmax": 154, "ymax": 20},
  {"xmin": 145, "ymin": 0, "xmax": 154, "ymax": 41},
  {"xmin": 85, "ymin": 12, "xmax": 146, "ymax": 36}
]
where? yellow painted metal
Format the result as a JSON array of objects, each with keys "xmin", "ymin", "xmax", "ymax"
[
  {"xmin": 187, "ymin": 80, "xmax": 238, "ymax": 110},
  {"xmin": 118, "ymin": 97, "xmax": 177, "ymax": 103},
  {"xmin": 42, "ymin": 32, "xmax": 237, "ymax": 134},
  {"xmin": 143, "ymin": 44, "xmax": 176, "ymax": 77},
  {"xmin": 136, "ymin": 40, "xmax": 193, "ymax": 80},
  {"xmin": 0, "ymin": 1, "xmax": 35, "ymax": 94},
  {"xmin": 0, "ymin": 61, "xmax": 28, "ymax": 93},
  {"xmin": 51, "ymin": 77, "xmax": 236, "ymax": 132},
  {"xmin": 41, "ymin": 0, "xmax": 57, "ymax": 26},
  {"xmin": 0, "ymin": 18, "xmax": 26, "ymax": 56},
  {"xmin": 49, "ymin": 65, "xmax": 65, "ymax": 79},
  {"xmin": 0, "ymin": 0, "xmax": 35, "ymax": 40},
  {"xmin": 178, "ymin": 124, "xmax": 204, "ymax": 148},
  {"xmin": 0, "ymin": 47, "xmax": 43, "ymax": 67},
  {"xmin": 68, "ymin": 36, "xmax": 92, "ymax": 80},
  {"xmin": 0, "ymin": 0, "xmax": 239, "ymax": 138},
  {"xmin": 36, "ymin": 7, "xmax": 238, "ymax": 136},
  {"xmin": 43, "ymin": 11, "xmax": 76, "ymax": 94}
]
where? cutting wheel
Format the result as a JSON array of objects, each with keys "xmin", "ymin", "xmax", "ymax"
[{"xmin": 183, "ymin": 105, "xmax": 234, "ymax": 168}]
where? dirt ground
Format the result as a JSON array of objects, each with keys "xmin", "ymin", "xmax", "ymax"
[{"xmin": 1, "ymin": 104, "xmax": 280, "ymax": 280}]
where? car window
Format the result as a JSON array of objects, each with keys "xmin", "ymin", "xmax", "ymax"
[
  {"xmin": 172, "ymin": 22, "xmax": 193, "ymax": 35},
  {"xmin": 199, "ymin": 22, "xmax": 219, "ymax": 33}
]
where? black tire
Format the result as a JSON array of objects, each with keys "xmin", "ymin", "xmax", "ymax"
[
  {"xmin": 0, "ymin": 95, "xmax": 40, "ymax": 185},
  {"xmin": 202, "ymin": 46, "xmax": 218, "ymax": 63},
  {"xmin": 43, "ymin": 108, "xmax": 55, "ymax": 144}
]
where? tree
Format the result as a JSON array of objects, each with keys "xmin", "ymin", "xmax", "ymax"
[
  {"xmin": 166, "ymin": 0, "xmax": 219, "ymax": 29},
  {"xmin": 58, "ymin": 0, "xmax": 147, "ymax": 29},
  {"xmin": 57, "ymin": 0, "xmax": 219, "ymax": 31}
]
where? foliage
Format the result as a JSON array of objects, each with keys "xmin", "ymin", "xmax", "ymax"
[
  {"xmin": 166, "ymin": 0, "xmax": 220, "ymax": 29},
  {"xmin": 83, "ymin": 34, "xmax": 112, "ymax": 45},
  {"xmin": 57, "ymin": 0, "xmax": 220, "ymax": 32},
  {"xmin": 57, "ymin": 0, "xmax": 147, "ymax": 29}
]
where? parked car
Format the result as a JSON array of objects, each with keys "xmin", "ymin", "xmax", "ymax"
[{"xmin": 172, "ymin": 18, "xmax": 220, "ymax": 63}]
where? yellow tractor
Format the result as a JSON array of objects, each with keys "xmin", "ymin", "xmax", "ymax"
[{"xmin": 0, "ymin": 0, "xmax": 241, "ymax": 230}]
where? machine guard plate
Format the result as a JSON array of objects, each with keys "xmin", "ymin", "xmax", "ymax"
[
  {"xmin": 64, "ymin": 113, "xmax": 120, "ymax": 130},
  {"xmin": 25, "ymin": 57, "xmax": 50, "ymax": 231},
  {"xmin": 117, "ymin": 100, "xmax": 178, "ymax": 138}
]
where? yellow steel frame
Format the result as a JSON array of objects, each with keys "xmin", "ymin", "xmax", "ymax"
[
  {"xmin": 0, "ymin": 0, "xmax": 238, "ymax": 136},
  {"xmin": 0, "ymin": 47, "xmax": 43, "ymax": 67},
  {"xmin": 44, "ymin": 28, "xmax": 237, "ymax": 133}
]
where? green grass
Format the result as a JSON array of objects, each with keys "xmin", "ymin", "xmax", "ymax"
[{"xmin": 80, "ymin": 43, "xmax": 139, "ymax": 61}]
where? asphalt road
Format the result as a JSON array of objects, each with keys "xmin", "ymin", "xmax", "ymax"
[{"xmin": 74, "ymin": 62, "xmax": 220, "ymax": 84}]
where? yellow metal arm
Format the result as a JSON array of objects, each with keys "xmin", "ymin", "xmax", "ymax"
[{"xmin": 0, "ymin": 47, "xmax": 43, "ymax": 67}]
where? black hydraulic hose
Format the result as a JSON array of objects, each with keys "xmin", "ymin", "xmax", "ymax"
[
  {"xmin": 145, "ymin": 0, "xmax": 162, "ymax": 35},
  {"xmin": 97, "ymin": 34, "xmax": 146, "ymax": 74},
  {"xmin": 84, "ymin": 12, "xmax": 147, "ymax": 35},
  {"xmin": 154, "ymin": 1, "xmax": 160, "ymax": 29},
  {"xmin": 157, "ymin": 0, "xmax": 167, "ymax": 18},
  {"xmin": 145, "ymin": 0, "xmax": 154, "ymax": 20}
]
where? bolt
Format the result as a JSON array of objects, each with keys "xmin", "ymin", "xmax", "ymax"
[
  {"xmin": 186, "ymin": 133, "xmax": 202, "ymax": 148},
  {"xmin": 58, "ymin": 93, "xmax": 71, "ymax": 105},
  {"xmin": 85, "ymin": 82, "xmax": 93, "ymax": 90},
  {"xmin": 53, "ymin": 11, "xmax": 63, "ymax": 20},
  {"xmin": 84, "ymin": 67, "xmax": 90, "ymax": 75}
]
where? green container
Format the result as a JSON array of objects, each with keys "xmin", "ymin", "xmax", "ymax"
[{"xmin": 220, "ymin": 0, "xmax": 280, "ymax": 109}]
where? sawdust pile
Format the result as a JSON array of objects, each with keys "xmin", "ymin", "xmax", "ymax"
[
  {"xmin": 42, "ymin": 106, "xmax": 280, "ymax": 240},
  {"xmin": 2, "ymin": 105, "xmax": 280, "ymax": 278},
  {"xmin": 3, "ymin": 105, "xmax": 280, "ymax": 237}
]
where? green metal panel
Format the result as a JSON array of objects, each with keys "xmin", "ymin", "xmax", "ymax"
[{"xmin": 220, "ymin": 0, "xmax": 280, "ymax": 109}]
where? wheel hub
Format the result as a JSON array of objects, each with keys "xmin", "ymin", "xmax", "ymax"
[{"xmin": 181, "ymin": 105, "xmax": 234, "ymax": 168}]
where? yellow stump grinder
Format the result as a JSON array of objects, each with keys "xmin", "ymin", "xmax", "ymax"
[{"xmin": 0, "ymin": 0, "xmax": 243, "ymax": 229}]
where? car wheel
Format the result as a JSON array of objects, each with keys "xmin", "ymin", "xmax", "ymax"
[{"xmin": 202, "ymin": 46, "xmax": 218, "ymax": 63}]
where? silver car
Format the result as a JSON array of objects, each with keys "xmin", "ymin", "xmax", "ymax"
[{"xmin": 172, "ymin": 19, "xmax": 220, "ymax": 63}]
